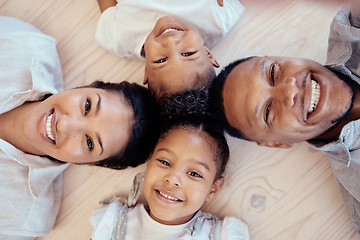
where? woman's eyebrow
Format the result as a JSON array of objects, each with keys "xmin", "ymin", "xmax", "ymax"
[{"xmin": 95, "ymin": 93, "xmax": 103, "ymax": 155}]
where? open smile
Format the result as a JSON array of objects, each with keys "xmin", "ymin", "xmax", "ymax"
[
  {"xmin": 40, "ymin": 109, "xmax": 56, "ymax": 144},
  {"xmin": 156, "ymin": 189, "xmax": 183, "ymax": 202},
  {"xmin": 157, "ymin": 24, "xmax": 184, "ymax": 38}
]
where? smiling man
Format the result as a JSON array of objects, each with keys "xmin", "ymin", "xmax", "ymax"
[{"xmin": 210, "ymin": 2, "xmax": 360, "ymax": 229}]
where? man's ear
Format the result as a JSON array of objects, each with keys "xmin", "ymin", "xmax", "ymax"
[
  {"xmin": 206, "ymin": 177, "xmax": 224, "ymax": 202},
  {"xmin": 204, "ymin": 46, "xmax": 220, "ymax": 68},
  {"xmin": 257, "ymin": 141, "xmax": 293, "ymax": 149}
]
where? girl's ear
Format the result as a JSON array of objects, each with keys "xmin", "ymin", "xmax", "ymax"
[
  {"xmin": 204, "ymin": 46, "xmax": 220, "ymax": 68},
  {"xmin": 206, "ymin": 177, "xmax": 224, "ymax": 202}
]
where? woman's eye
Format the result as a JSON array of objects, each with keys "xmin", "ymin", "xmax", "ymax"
[
  {"xmin": 188, "ymin": 171, "xmax": 202, "ymax": 178},
  {"xmin": 84, "ymin": 98, "xmax": 91, "ymax": 116},
  {"xmin": 157, "ymin": 159, "xmax": 170, "ymax": 167},
  {"xmin": 182, "ymin": 51, "xmax": 197, "ymax": 57},
  {"xmin": 154, "ymin": 57, "xmax": 167, "ymax": 63},
  {"xmin": 86, "ymin": 134, "xmax": 94, "ymax": 152},
  {"xmin": 265, "ymin": 102, "xmax": 271, "ymax": 124}
]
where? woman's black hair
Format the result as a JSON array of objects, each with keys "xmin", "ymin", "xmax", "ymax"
[
  {"xmin": 89, "ymin": 81, "xmax": 161, "ymax": 170},
  {"xmin": 156, "ymin": 115, "xmax": 229, "ymax": 180},
  {"xmin": 209, "ymin": 57, "xmax": 254, "ymax": 140}
]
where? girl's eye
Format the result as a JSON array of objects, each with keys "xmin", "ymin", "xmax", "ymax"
[
  {"xmin": 182, "ymin": 51, "xmax": 197, "ymax": 57},
  {"xmin": 154, "ymin": 57, "xmax": 167, "ymax": 63},
  {"xmin": 86, "ymin": 134, "xmax": 94, "ymax": 152},
  {"xmin": 265, "ymin": 102, "xmax": 272, "ymax": 124},
  {"xmin": 188, "ymin": 171, "xmax": 202, "ymax": 178},
  {"xmin": 157, "ymin": 159, "xmax": 170, "ymax": 167},
  {"xmin": 84, "ymin": 98, "xmax": 91, "ymax": 116}
]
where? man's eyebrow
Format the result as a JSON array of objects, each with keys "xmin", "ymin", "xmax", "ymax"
[
  {"xmin": 254, "ymin": 60, "xmax": 267, "ymax": 118},
  {"xmin": 95, "ymin": 93, "xmax": 103, "ymax": 155}
]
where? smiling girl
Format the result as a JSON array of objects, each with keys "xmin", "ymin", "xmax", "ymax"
[
  {"xmin": 0, "ymin": 17, "xmax": 160, "ymax": 239},
  {"xmin": 91, "ymin": 117, "xmax": 249, "ymax": 240}
]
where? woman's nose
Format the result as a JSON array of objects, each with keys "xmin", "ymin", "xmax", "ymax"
[
  {"xmin": 277, "ymin": 76, "xmax": 298, "ymax": 109},
  {"xmin": 57, "ymin": 114, "xmax": 84, "ymax": 136}
]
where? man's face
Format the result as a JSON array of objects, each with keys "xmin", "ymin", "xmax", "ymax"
[
  {"xmin": 222, "ymin": 56, "xmax": 353, "ymax": 147},
  {"xmin": 144, "ymin": 16, "xmax": 218, "ymax": 97}
]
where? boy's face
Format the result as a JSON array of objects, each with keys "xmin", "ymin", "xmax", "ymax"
[
  {"xmin": 144, "ymin": 16, "xmax": 218, "ymax": 97},
  {"xmin": 143, "ymin": 127, "xmax": 223, "ymax": 225},
  {"xmin": 222, "ymin": 56, "xmax": 353, "ymax": 147}
]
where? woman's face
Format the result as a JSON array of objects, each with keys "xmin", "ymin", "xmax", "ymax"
[{"xmin": 22, "ymin": 87, "xmax": 134, "ymax": 163}]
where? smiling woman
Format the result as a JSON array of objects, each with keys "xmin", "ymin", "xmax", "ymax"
[{"xmin": 0, "ymin": 16, "xmax": 161, "ymax": 239}]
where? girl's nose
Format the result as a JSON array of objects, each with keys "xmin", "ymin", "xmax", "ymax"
[{"xmin": 163, "ymin": 172, "xmax": 182, "ymax": 187}]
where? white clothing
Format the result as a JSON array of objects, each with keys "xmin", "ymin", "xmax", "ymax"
[
  {"xmin": 0, "ymin": 16, "xmax": 70, "ymax": 239},
  {"xmin": 91, "ymin": 173, "xmax": 250, "ymax": 240},
  {"xmin": 91, "ymin": 202, "xmax": 249, "ymax": 240},
  {"xmin": 95, "ymin": 0, "xmax": 244, "ymax": 60}
]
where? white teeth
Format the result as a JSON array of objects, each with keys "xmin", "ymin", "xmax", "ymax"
[
  {"xmin": 161, "ymin": 28, "xmax": 179, "ymax": 35},
  {"xmin": 46, "ymin": 113, "xmax": 55, "ymax": 141},
  {"xmin": 308, "ymin": 80, "xmax": 320, "ymax": 114},
  {"xmin": 159, "ymin": 191, "xmax": 179, "ymax": 201}
]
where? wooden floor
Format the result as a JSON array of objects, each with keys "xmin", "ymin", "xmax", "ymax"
[{"xmin": 1, "ymin": 0, "xmax": 359, "ymax": 239}]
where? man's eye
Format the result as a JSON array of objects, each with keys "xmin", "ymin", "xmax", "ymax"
[
  {"xmin": 84, "ymin": 98, "xmax": 91, "ymax": 116},
  {"xmin": 182, "ymin": 51, "xmax": 197, "ymax": 57},
  {"xmin": 154, "ymin": 57, "xmax": 167, "ymax": 63},
  {"xmin": 157, "ymin": 159, "xmax": 170, "ymax": 166},
  {"xmin": 86, "ymin": 134, "xmax": 94, "ymax": 152},
  {"xmin": 188, "ymin": 171, "xmax": 202, "ymax": 178},
  {"xmin": 265, "ymin": 102, "xmax": 271, "ymax": 124}
]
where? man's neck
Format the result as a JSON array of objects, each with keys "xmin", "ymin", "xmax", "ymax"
[{"xmin": 314, "ymin": 83, "xmax": 360, "ymax": 142}]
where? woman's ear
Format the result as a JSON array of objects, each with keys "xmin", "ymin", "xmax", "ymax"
[
  {"xmin": 143, "ymin": 66, "xmax": 148, "ymax": 85},
  {"xmin": 204, "ymin": 46, "xmax": 220, "ymax": 68},
  {"xmin": 206, "ymin": 177, "xmax": 225, "ymax": 202},
  {"xmin": 257, "ymin": 141, "xmax": 293, "ymax": 149}
]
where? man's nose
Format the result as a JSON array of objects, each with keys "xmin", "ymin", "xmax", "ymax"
[{"xmin": 277, "ymin": 76, "xmax": 298, "ymax": 109}]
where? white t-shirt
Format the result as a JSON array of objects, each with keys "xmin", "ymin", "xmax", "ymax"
[
  {"xmin": 91, "ymin": 200, "xmax": 250, "ymax": 240},
  {"xmin": 95, "ymin": 0, "xmax": 244, "ymax": 59},
  {"xmin": 0, "ymin": 16, "xmax": 70, "ymax": 239}
]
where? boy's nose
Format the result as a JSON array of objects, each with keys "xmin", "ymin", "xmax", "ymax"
[{"xmin": 161, "ymin": 36, "xmax": 181, "ymax": 47}]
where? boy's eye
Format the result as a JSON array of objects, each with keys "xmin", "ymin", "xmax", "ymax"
[
  {"xmin": 188, "ymin": 171, "xmax": 202, "ymax": 178},
  {"xmin": 154, "ymin": 57, "xmax": 168, "ymax": 63},
  {"xmin": 157, "ymin": 159, "xmax": 170, "ymax": 167},
  {"xmin": 182, "ymin": 51, "xmax": 197, "ymax": 57},
  {"xmin": 86, "ymin": 134, "xmax": 94, "ymax": 152},
  {"xmin": 84, "ymin": 98, "xmax": 91, "ymax": 116}
]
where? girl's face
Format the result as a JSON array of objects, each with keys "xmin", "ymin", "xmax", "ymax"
[
  {"xmin": 143, "ymin": 127, "xmax": 223, "ymax": 225},
  {"xmin": 21, "ymin": 87, "xmax": 134, "ymax": 163}
]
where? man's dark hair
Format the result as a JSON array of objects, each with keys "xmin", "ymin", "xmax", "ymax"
[{"xmin": 209, "ymin": 57, "xmax": 254, "ymax": 139}]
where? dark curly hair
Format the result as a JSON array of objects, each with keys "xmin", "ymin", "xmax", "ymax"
[{"xmin": 157, "ymin": 86, "xmax": 212, "ymax": 119}]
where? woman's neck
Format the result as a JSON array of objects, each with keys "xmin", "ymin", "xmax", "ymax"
[{"xmin": 0, "ymin": 102, "xmax": 39, "ymax": 154}]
